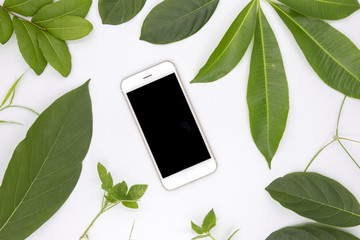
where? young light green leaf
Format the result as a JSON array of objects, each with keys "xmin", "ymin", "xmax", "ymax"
[
  {"xmin": 266, "ymin": 224, "xmax": 360, "ymax": 240},
  {"xmin": 271, "ymin": 3, "xmax": 360, "ymax": 99},
  {"xmin": 247, "ymin": 6, "xmax": 289, "ymax": 168},
  {"xmin": 191, "ymin": 0, "xmax": 257, "ymax": 83},
  {"xmin": 191, "ymin": 221, "xmax": 205, "ymax": 234},
  {"xmin": 97, "ymin": 163, "xmax": 113, "ymax": 191},
  {"xmin": 3, "ymin": 0, "xmax": 53, "ymax": 16},
  {"xmin": 32, "ymin": 0, "xmax": 92, "ymax": 25},
  {"xmin": 126, "ymin": 184, "xmax": 148, "ymax": 200},
  {"xmin": 277, "ymin": 0, "xmax": 360, "ymax": 20},
  {"xmin": 13, "ymin": 17, "xmax": 47, "ymax": 75},
  {"xmin": 202, "ymin": 209, "xmax": 216, "ymax": 232},
  {"xmin": 38, "ymin": 31, "xmax": 71, "ymax": 77},
  {"xmin": 110, "ymin": 181, "xmax": 128, "ymax": 200},
  {"xmin": 0, "ymin": 81, "xmax": 92, "ymax": 240},
  {"xmin": 0, "ymin": 73, "xmax": 23, "ymax": 108},
  {"xmin": 0, "ymin": 8, "xmax": 13, "ymax": 44},
  {"xmin": 39, "ymin": 15, "xmax": 93, "ymax": 40},
  {"xmin": 140, "ymin": 0, "xmax": 219, "ymax": 44},
  {"xmin": 266, "ymin": 172, "xmax": 360, "ymax": 227},
  {"xmin": 228, "ymin": 229, "xmax": 240, "ymax": 240},
  {"xmin": 192, "ymin": 235, "xmax": 209, "ymax": 240},
  {"xmin": 99, "ymin": 0, "xmax": 146, "ymax": 25},
  {"xmin": 122, "ymin": 201, "xmax": 139, "ymax": 209}
]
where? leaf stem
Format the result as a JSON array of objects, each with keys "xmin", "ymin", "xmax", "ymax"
[
  {"xmin": 0, "ymin": 105, "xmax": 39, "ymax": 115},
  {"xmin": 304, "ymin": 140, "xmax": 335, "ymax": 172},
  {"xmin": 339, "ymin": 137, "xmax": 360, "ymax": 144},
  {"xmin": 207, "ymin": 233, "xmax": 216, "ymax": 240},
  {"xmin": 0, "ymin": 5, "xmax": 46, "ymax": 31},
  {"xmin": 129, "ymin": 220, "xmax": 135, "ymax": 240},
  {"xmin": 336, "ymin": 96, "xmax": 346, "ymax": 136},
  {"xmin": 79, "ymin": 208, "xmax": 105, "ymax": 240},
  {"xmin": 338, "ymin": 140, "xmax": 360, "ymax": 169}
]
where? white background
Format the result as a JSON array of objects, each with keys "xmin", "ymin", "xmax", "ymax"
[{"xmin": 1, "ymin": 0, "xmax": 360, "ymax": 239}]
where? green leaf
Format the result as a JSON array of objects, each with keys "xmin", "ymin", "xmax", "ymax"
[
  {"xmin": 140, "ymin": 0, "xmax": 219, "ymax": 44},
  {"xmin": 13, "ymin": 17, "xmax": 47, "ymax": 75},
  {"xmin": 122, "ymin": 201, "xmax": 139, "ymax": 209},
  {"xmin": 40, "ymin": 15, "xmax": 93, "ymax": 40},
  {"xmin": 0, "ymin": 81, "xmax": 92, "ymax": 240},
  {"xmin": 191, "ymin": 221, "xmax": 205, "ymax": 234},
  {"xmin": 105, "ymin": 194, "xmax": 117, "ymax": 204},
  {"xmin": 0, "ymin": 120, "xmax": 22, "ymax": 125},
  {"xmin": 266, "ymin": 172, "xmax": 360, "ymax": 227},
  {"xmin": 126, "ymin": 184, "xmax": 147, "ymax": 200},
  {"xmin": 271, "ymin": 3, "xmax": 360, "ymax": 99},
  {"xmin": 97, "ymin": 163, "xmax": 113, "ymax": 192},
  {"xmin": 99, "ymin": 0, "xmax": 146, "ymax": 25},
  {"xmin": 192, "ymin": 235, "xmax": 209, "ymax": 240},
  {"xmin": 0, "ymin": 8, "xmax": 13, "ymax": 44},
  {"xmin": 110, "ymin": 181, "xmax": 128, "ymax": 200},
  {"xmin": 247, "ymin": 6, "xmax": 289, "ymax": 168},
  {"xmin": 32, "ymin": 0, "xmax": 92, "ymax": 25},
  {"xmin": 3, "ymin": 0, "xmax": 53, "ymax": 16},
  {"xmin": 228, "ymin": 229, "xmax": 240, "ymax": 240},
  {"xmin": 277, "ymin": 0, "xmax": 360, "ymax": 20},
  {"xmin": 191, "ymin": 0, "xmax": 257, "ymax": 83},
  {"xmin": 0, "ymin": 73, "xmax": 23, "ymax": 108},
  {"xmin": 202, "ymin": 209, "xmax": 216, "ymax": 232},
  {"xmin": 266, "ymin": 224, "xmax": 360, "ymax": 240},
  {"xmin": 38, "ymin": 31, "xmax": 71, "ymax": 77}
]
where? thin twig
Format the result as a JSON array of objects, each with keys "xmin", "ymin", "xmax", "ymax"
[
  {"xmin": 338, "ymin": 140, "xmax": 360, "ymax": 169},
  {"xmin": 129, "ymin": 220, "xmax": 135, "ymax": 240},
  {"xmin": 0, "ymin": 5, "xmax": 46, "ymax": 30},
  {"xmin": 304, "ymin": 140, "xmax": 336, "ymax": 172},
  {"xmin": 336, "ymin": 96, "xmax": 347, "ymax": 136}
]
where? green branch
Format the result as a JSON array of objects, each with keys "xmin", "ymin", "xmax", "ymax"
[{"xmin": 0, "ymin": 5, "xmax": 45, "ymax": 30}]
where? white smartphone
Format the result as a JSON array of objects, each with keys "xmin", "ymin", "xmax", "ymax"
[{"xmin": 121, "ymin": 61, "xmax": 217, "ymax": 190}]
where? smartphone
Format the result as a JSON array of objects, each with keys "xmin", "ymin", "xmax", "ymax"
[{"xmin": 121, "ymin": 61, "xmax": 217, "ymax": 190}]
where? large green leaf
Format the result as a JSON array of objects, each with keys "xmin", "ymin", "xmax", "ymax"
[
  {"xmin": 266, "ymin": 224, "xmax": 360, "ymax": 240},
  {"xmin": 140, "ymin": 0, "xmax": 219, "ymax": 44},
  {"xmin": 32, "ymin": 0, "xmax": 92, "ymax": 25},
  {"xmin": 0, "ymin": 81, "xmax": 92, "ymax": 240},
  {"xmin": 266, "ymin": 172, "xmax": 360, "ymax": 227},
  {"xmin": 39, "ymin": 15, "xmax": 93, "ymax": 40},
  {"xmin": 0, "ymin": 8, "xmax": 13, "ymax": 44},
  {"xmin": 99, "ymin": 0, "xmax": 146, "ymax": 25},
  {"xmin": 12, "ymin": 17, "xmax": 47, "ymax": 75},
  {"xmin": 247, "ymin": 6, "xmax": 289, "ymax": 168},
  {"xmin": 191, "ymin": 0, "xmax": 257, "ymax": 83},
  {"xmin": 271, "ymin": 3, "xmax": 360, "ymax": 99},
  {"xmin": 38, "ymin": 31, "xmax": 71, "ymax": 77},
  {"xmin": 277, "ymin": 0, "xmax": 360, "ymax": 20},
  {"xmin": 3, "ymin": 0, "xmax": 53, "ymax": 16}
]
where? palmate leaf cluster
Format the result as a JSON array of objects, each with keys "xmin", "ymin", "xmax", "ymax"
[{"xmin": 0, "ymin": 0, "xmax": 93, "ymax": 77}]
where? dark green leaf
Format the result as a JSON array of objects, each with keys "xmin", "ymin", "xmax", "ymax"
[
  {"xmin": 0, "ymin": 81, "xmax": 92, "ymax": 240},
  {"xmin": 191, "ymin": 0, "xmax": 257, "ymax": 83},
  {"xmin": 192, "ymin": 235, "xmax": 209, "ymax": 240},
  {"xmin": 38, "ymin": 31, "xmax": 71, "ymax": 77},
  {"xmin": 266, "ymin": 224, "xmax": 360, "ymax": 240},
  {"xmin": 99, "ymin": 0, "xmax": 146, "ymax": 25},
  {"xmin": 0, "ymin": 73, "xmax": 23, "ymax": 108},
  {"xmin": 228, "ymin": 229, "xmax": 240, "ymax": 240},
  {"xmin": 271, "ymin": 3, "xmax": 360, "ymax": 99},
  {"xmin": 32, "ymin": 0, "xmax": 92, "ymax": 25},
  {"xmin": 0, "ymin": 8, "xmax": 13, "ymax": 44},
  {"xmin": 266, "ymin": 172, "xmax": 360, "ymax": 227},
  {"xmin": 122, "ymin": 201, "xmax": 139, "ymax": 209},
  {"xmin": 277, "ymin": 0, "xmax": 360, "ymax": 20},
  {"xmin": 126, "ymin": 184, "xmax": 147, "ymax": 200},
  {"xmin": 202, "ymin": 209, "xmax": 216, "ymax": 232},
  {"xmin": 13, "ymin": 17, "xmax": 47, "ymax": 75},
  {"xmin": 140, "ymin": 0, "xmax": 219, "ymax": 44},
  {"xmin": 247, "ymin": 6, "xmax": 289, "ymax": 168},
  {"xmin": 110, "ymin": 181, "xmax": 128, "ymax": 200},
  {"xmin": 40, "ymin": 15, "xmax": 93, "ymax": 40},
  {"xmin": 3, "ymin": 0, "xmax": 53, "ymax": 16},
  {"xmin": 191, "ymin": 221, "xmax": 205, "ymax": 234},
  {"xmin": 97, "ymin": 163, "xmax": 113, "ymax": 192}
]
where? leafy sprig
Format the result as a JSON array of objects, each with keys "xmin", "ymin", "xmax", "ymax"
[{"xmin": 80, "ymin": 163, "xmax": 148, "ymax": 240}]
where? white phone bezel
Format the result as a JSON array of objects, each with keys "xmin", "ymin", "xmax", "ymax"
[{"xmin": 121, "ymin": 61, "xmax": 217, "ymax": 190}]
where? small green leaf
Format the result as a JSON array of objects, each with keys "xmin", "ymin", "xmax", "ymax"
[
  {"xmin": 191, "ymin": 0, "xmax": 257, "ymax": 83},
  {"xmin": 13, "ymin": 17, "xmax": 47, "ymax": 75},
  {"xmin": 38, "ymin": 31, "xmax": 71, "ymax": 77},
  {"xmin": 191, "ymin": 221, "xmax": 205, "ymax": 234},
  {"xmin": 141, "ymin": 0, "xmax": 219, "ymax": 44},
  {"xmin": 192, "ymin": 235, "xmax": 209, "ymax": 240},
  {"xmin": 99, "ymin": 0, "xmax": 146, "ymax": 25},
  {"xmin": 97, "ymin": 163, "xmax": 113, "ymax": 191},
  {"xmin": 266, "ymin": 172, "xmax": 360, "ymax": 227},
  {"xmin": 202, "ymin": 209, "xmax": 216, "ymax": 232},
  {"xmin": 32, "ymin": 0, "xmax": 92, "ymax": 25},
  {"xmin": 0, "ymin": 73, "xmax": 23, "ymax": 108},
  {"xmin": 126, "ymin": 184, "xmax": 148, "ymax": 200},
  {"xmin": 105, "ymin": 194, "xmax": 117, "ymax": 204},
  {"xmin": 122, "ymin": 201, "xmax": 139, "ymax": 209},
  {"xmin": 4, "ymin": 0, "xmax": 53, "ymax": 16},
  {"xmin": 110, "ymin": 181, "xmax": 128, "ymax": 200},
  {"xmin": 277, "ymin": 0, "xmax": 360, "ymax": 20},
  {"xmin": 40, "ymin": 15, "xmax": 93, "ymax": 40},
  {"xmin": 0, "ymin": 8, "xmax": 13, "ymax": 44}
]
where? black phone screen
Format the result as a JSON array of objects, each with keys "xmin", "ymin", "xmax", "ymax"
[{"xmin": 127, "ymin": 73, "xmax": 211, "ymax": 178}]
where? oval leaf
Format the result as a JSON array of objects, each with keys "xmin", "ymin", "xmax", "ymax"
[
  {"xmin": 3, "ymin": 0, "xmax": 52, "ymax": 16},
  {"xmin": 140, "ymin": 0, "xmax": 219, "ymax": 44},
  {"xmin": 126, "ymin": 184, "xmax": 147, "ymax": 200},
  {"xmin": 247, "ymin": 7, "xmax": 289, "ymax": 168},
  {"xmin": 0, "ymin": 8, "xmax": 13, "ymax": 44},
  {"xmin": 99, "ymin": 0, "xmax": 146, "ymax": 25},
  {"xmin": 277, "ymin": 0, "xmax": 360, "ymax": 20},
  {"xmin": 191, "ymin": 0, "xmax": 257, "ymax": 83},
  {"xmin": 32, "ymin": 0, "xmax": 92, "ymax": 25},
  {"xmin": 13, "ymin": 17, "xmax": 47, "ymax": 75},
  {"xmin": 271, "ymin": 3, "xmax": 360, "ymax": 99},
  {"xmin": 202, "ymin": 209, "xmax": 216, "ymax": 232},
  {"xmin": 266, "ymin": 224, "xmax": 360, "ymax": 240},
  {"xmin": 0, "ymin": 81, "xmax": 92, "ymax": 240},
  {"xmin": 38, "ymin": 31, "xmax": 71, "ymax": 77},
  {"xmin": 191, "ymin": 221, "xmax": 205, "ymax": 234},
  {"xmin": 122, "ymin": 201, "xmax": 139, "ymax": 209},
  {"xmin": 39, "ymin": 15, "xmax": 93, "ymax": 40},
  {"xmin": 266, "ymin": 172, "xmax": 360, "ymax": 227}
]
